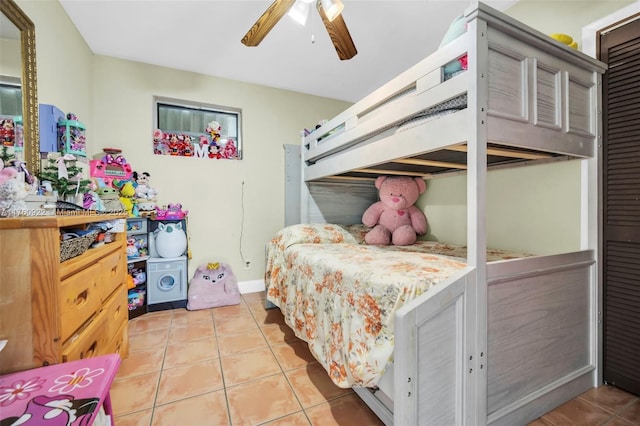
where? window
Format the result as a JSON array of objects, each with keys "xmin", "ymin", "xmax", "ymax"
[{"xmin": 153, "ymin": 96, "xmax": 242, "ymax": 160}]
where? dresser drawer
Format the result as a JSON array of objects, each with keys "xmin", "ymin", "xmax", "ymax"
[
  {"xmin": 62, "ymin": 309, "xmax": 108, "ymax": 362},
  {"xmin": 59, "ymin": 263, "xmax": 102, "ymax": 344},
  {"xmin": 103, "ymin": 285, "xmax": 127, "ymax": 341},
  {"xmin": 99, "ymin": 249, "xmax": 126, "ymax": 302},
  {"xmin": 104, "ymin": 319, "xmax": 128, "ymax": 358}
]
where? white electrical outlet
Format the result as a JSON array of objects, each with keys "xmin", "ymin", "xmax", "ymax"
[{"xmin": 244, "ymin": 260, "xmax": 252, "ymax": 270}]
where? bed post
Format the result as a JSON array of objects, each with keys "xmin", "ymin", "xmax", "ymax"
[
  {"xmin": 580, "ymin": 72, "xmax": 603, "ymax": 388},
  {"xmin": 299, "ymin": 133, "xmax": 312, "ymax": 224},
  {"xmin": 284, "ymin": 144, "xmax": 302, "ymax": 226},
  {"xmin": 465, "ymin": 5, "xmax": 489, "ymax": 426}
]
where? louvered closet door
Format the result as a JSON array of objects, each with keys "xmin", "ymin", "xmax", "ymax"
[{"xmin": 600, "ymin": 16, "xmax": 640, "ymax": 396}]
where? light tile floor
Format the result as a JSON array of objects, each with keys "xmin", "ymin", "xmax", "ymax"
[{"xmin": 111, "ymin": 291, "xmax": 640, "ymax": 426}]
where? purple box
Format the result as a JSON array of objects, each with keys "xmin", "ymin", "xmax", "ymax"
[{"xmin": 39, "ymin": 103, "xmax": 64, "ymax": 152}]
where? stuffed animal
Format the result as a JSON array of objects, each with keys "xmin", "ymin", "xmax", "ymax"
[
  {"xmin": 0, "ymin": 165, "xmax": 28, "ymax": 214},
  {"xmin": 187, "ymin": 262, "xmax": 240, "ymax": 310},
  {"xmin": 155, "ymin": 222, "xmax": 187, "ymax": 258},
  {"xmin": 96, "ymin": 187, "xmax": 124, "ymax": 212},
  {"xmin": 0, "ymin": 162, "xmax": 18, "ymax": 185},
  {"xmin": 133, "ymin": 171, "xmax": 158, "ymax": 200},
  {"xmin": 83, "ymin": 179, "xmax": 105, "ymax": 211},
  {"xmin": 126, "ymin": 237, "xmax": 139, "ymax": 258},
  {"xmin": 362, "ymin": 176, "xmax": 428, "ymax": 246},
  {"xmin": 118, "ymin": 181, "xmax": 138, "ymax": 217}
]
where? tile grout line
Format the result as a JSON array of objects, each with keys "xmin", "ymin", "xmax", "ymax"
[
  {"xmin": 147, "ymin": 310, "xmax": 174, "ymax": 425},
  {"xmin": 213, "ymin": 305, "xmax": 239, "ymax": 426},
  {"xmin": 245, "ymin": 294, "xmax": 317, "ymax": 425},
  {"xmin": 112, "ymin": 313, "xmax": 173, "ymax": 423},
  {"xmin": 247, "ymin": 293, "xmax": 360, "ymax": 425},
  {"xmin": 578, "ymin": 393, "xmax": 639, "ymax": 421}
]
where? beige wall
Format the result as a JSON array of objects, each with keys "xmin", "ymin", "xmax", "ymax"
[
  {"xmin": 507, "ymin": 0, "xmax": 636, "ymax": 51},
  {"xmin": 91, "ymin": 57, "xmax": 349, "ymax": 279},
  {"xmin": 15, "ymin": 0, "xmax": 350, "ymax": 281},
  {"xmin": 422, "ymin": 162, "xmax": 582, "ymax": 255}
]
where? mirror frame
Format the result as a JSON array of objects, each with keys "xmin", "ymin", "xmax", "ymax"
[{"xmin": 1, "ymin": 0, "xmax": 39, "ymax": 176}]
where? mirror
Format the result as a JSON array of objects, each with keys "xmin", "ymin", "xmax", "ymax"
[{"xmin": 0, "ymin": 0, "xmax": 39, "ymax": 176}]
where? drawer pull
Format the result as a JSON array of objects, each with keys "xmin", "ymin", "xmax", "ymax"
[
  {"xmin": 74, "ymin": 290, "xmax": 88, "ymax": 306},
  {"xmin": 81, "ymin": 341, "xmax": 98, "ymax": 359},
  {"xmin": 111, "ymin": 265, "xmax": 119, "ymax": 276}
]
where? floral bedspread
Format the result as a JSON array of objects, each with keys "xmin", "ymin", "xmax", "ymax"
[{"xmin": 265, "ymin": 224, "xmax": 527, "ymax": 388}]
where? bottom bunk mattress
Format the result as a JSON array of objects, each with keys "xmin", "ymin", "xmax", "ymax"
[{"xmin": 265, "ymin": 223, "xmax": 527, "ymax": 388}]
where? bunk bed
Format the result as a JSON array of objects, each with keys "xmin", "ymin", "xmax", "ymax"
[{"xmin": 265, "ymin": 2, "xmax": 606, "ymax": 425}]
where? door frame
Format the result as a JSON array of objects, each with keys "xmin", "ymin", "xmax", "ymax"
[{"xmin": 582, "ymin": 2, "xmax": 640, "ymax": 58}]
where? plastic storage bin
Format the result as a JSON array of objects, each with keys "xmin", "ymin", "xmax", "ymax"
[{"xmin": 58, "ymin": 118, "xmax": 87, "ymax": 156}]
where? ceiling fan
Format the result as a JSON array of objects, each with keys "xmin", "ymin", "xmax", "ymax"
[{"xmin": 241, "ymin": 0, "xmax": 357, "ymax": 60}]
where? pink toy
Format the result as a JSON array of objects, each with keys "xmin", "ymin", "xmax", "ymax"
[
  {"xmin": 0, "ymin": 162, "xmax": 18, "ymax": 184},
  {"xmin": 89, "ymin": 155, "xmax": 133, "ymax": 188},
  {"xmin": 362, "ymin": 175, "xmax": 428, "ymax": 246},
  {"xmin": 155, "ymin": 203, "xmax": 188, "ymax": 220},
  {"xmin": 187, "ymin": 262, "xmax": 240, "ymax": 310}
]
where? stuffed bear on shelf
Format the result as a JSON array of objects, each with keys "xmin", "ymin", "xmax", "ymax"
[{"xmin": 362, "ymin": 175, "xmax": 428, "ymax": 246}]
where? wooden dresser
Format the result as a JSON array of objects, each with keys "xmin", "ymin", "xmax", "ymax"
[{"xmin": 0, "ymin": 214, "xmax": 129, "ymax": 375}]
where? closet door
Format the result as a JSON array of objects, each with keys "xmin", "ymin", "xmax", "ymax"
[{"xmin": 600, "ymin": 16, "xmax": 640, "ymax": 396}]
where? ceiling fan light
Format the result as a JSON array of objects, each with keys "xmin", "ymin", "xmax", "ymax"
[
  {"xmin": 320, "ymin": 0, "xmax": 344, "ymax": 22},
  {"xmin": 288, "ymin": 0, "xmax": 311, "ymax": 26}
]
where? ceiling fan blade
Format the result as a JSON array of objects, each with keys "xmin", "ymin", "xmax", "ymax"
[
  {"xmin": 241, "ymin": 0, "xmax": 296, "ymax": 47},
  {"xmin": 317, "ymin": 2, "xmax": 357, "ymax": 60}
]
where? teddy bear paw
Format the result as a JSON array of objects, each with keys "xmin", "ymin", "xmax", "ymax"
[
  {"xmin": 392, "ymin": 225, "xmax": 418, "ymax": 246},
  {"xmin": 365, "ymin": 225, "xmax": 392, "ymax": 245}
]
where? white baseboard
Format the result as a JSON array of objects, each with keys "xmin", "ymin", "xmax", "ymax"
[{"xmin": 238, "ymin": 279, "xmax": 265, "ymax": 294}]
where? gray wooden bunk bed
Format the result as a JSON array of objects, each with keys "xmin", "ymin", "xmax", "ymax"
[{"xmin": 266, "ymin": 2, "xmax": 606, "ymax": 425}]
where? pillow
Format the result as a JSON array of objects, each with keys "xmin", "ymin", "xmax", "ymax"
[
  {"xmin": 342, "ymin": 224, "xmax": 370, "ymax": 244},
  {"xmin": 439, "ymin": 14, "xmax": 468, "ymax": 76},
  {"xmin": 271, "ymin": 223, "xmax": 359, "ymax": 249},
  {"xmin": 439, "ymin": 14, "xmax": 466, "ymax": 48}
]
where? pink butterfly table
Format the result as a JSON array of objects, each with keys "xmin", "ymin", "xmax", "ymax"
[{"xmin": 0, "ymin": 354, "xmax": 121, "ymax": 426}]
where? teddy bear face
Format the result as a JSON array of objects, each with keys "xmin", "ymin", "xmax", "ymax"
[{"xmin": 377, "ymin": 176, "xmax": 426, "ymax": 211}]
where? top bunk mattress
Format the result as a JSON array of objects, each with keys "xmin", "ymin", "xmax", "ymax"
[{"xmin": 265, "ymin": 224, "xmax": 530, "ymax": 388}]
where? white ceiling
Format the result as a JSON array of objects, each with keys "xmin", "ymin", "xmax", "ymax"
[{"xmin": 58, "ymin": 0, "xmax": 519, "ymax": 103}]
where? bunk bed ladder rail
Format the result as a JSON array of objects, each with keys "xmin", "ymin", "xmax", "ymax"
[{"xmin": 394, "ymin": 267, "xmax": 475, "ymax": 426}]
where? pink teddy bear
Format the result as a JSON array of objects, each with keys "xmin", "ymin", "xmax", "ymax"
[
  {"xmin": 362, "ymin": 176, "xmax": 428, "ymax": 246},
  {"xmin": 0, "ymin": 163, "xmax": 18, "ymax": 184}
]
